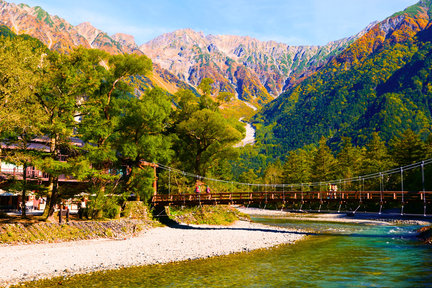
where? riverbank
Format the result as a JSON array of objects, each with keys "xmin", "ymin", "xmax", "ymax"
[
  {"xmin": 236, "ymin": 207, "xmax": 432, "ymax": 226},
  {"xmin": 0, "ymin": 220, "xmax": 305, "ymax": 287}
]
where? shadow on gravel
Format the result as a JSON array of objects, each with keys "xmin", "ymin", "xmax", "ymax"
[
  {"xmin": 169, "ymin": 221, "xmax": 308, "ymax": 236},
  {"xmin": 151, "ymin": 205, "xmax": 426, "ymax": 241},
  {"xmin": 156, "ymin": 216, "xmax": 422, "ymax": 241}
]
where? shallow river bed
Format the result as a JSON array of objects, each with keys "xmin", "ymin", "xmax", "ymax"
[{"xmin": 16, "ymin": 217, "xmax": 432, "ymax": 288}]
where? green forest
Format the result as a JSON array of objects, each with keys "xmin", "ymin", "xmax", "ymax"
[
  {"xmin": 253, "ymin": 1, "xmax": 432, "ymax": 159},
  {"xmin": 0, "ymin": 26, "xmax": 244, "ymax": 219},
  {"xmin": 2, "ymin": 0, "xmax": 432, "ymax": 221}
]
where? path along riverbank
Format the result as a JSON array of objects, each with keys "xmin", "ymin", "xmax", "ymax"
[{"xmin": 0, "ymin": 219, "xmax": 305, "ymax": 287}]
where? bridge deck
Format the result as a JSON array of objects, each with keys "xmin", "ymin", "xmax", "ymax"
[{"xmin": 152, "ymin": 191, "xmax": 432, "ymax": 206}]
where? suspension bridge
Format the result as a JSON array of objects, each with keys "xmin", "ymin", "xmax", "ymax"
[{"xmin": 151, "ymin": 159, "xmax": 432, "ymax": 216}]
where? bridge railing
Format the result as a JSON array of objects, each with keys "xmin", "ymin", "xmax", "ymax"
[
  {"xmin": 0, "ymin": 168, "xmax": 83, "ymax": 183},
  {"xmin": 152, "ymin": 190, "xmax": 432, "ymax": 204}
]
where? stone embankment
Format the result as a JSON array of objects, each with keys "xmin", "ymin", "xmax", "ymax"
[
  {"xmin": 0, "ymin": 219, "xmax": 153, "ymax": 244},
  {"xmin": 0, "ymin": 220, "xmax": 305, "ymax": 287}
]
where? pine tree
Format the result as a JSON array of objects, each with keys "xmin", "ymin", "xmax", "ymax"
[
  {"xmin": 312, "ymin": 137, "xmax": 337, "ymax": 182},
  {"xmin": 362, "ymin": 132, "xmax": 394, "ymax": 174},
  {"xmin": 336, "ymin": 137, "xmax": 365, "ymax": 189},
  {"xmin": 282, "ymin": 148, "xmax": 313, "ymax": 185},
  {"xmin": 390, "ymin": 129, "xmax": 427, "ymax": 166}
]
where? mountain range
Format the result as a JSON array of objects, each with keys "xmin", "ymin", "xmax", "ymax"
[
  {"xmin": 0, "ymin": 0, "xmax": 370, "ymax": 109},
  {"xmin": 1, "ymin": 0, "xmax": 432, "ymax": 159},
  {"xmin": 139, "ymin": 28, "xmax": 372, "ymax": 105},
  {"xmin": 253, "ymin": 0, "xmax": 432, "ymax": 157}
]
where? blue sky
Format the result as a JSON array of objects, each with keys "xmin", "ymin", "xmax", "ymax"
[{"xmin": 9, "ymin": 0, "xmax": 418, "ymax": 46}]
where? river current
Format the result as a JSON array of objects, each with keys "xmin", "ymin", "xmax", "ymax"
[{"xmin": 23, "ymin": 217, "xmax": 432, "ymax": 288}]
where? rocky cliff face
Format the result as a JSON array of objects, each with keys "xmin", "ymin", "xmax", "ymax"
[
  {"xmin": 0, "ymin": 0, "xmax": 194, "ymax": 95},
  {"xmin": 0, "ymin": 1, "xmax": 90, "ymax": 52},
  {"xmin": 140, "ymin": 27, "xmax": 371, "ymax": 102},
  {"xmin": 112, "ymin": 32, "xmax": 142, "ymax": 54},
  {"xmin": 0, "ymin": 0, "xmax": 371, "ymax": 108},
  {"xmin": 0, "ymin": 1, "xmax": 141, "ymax": 55},
  {"xmin": 75, "ymin": 22, "xmax": 125, "ymax": 54}
]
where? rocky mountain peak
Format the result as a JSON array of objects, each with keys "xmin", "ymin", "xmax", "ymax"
[
  {"xmin": 112, "ymin": 33, "xmax": 137, "ymax": 48},
  {"xmin": 75, "ymin": 22, "xmax": 102, "ymax": 44},
  {"xmin": 140, "ymin": 27, "xmax": 363, "ymax": 99}
]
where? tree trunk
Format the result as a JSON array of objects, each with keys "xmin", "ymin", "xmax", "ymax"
[
  {"xmin": 41, "ymin": 176, "xmax": 53, "ymax": 219},
  {"xmin": 94, "ymin": 184, "xmax": 105, "ymax": 219},
  {"xmin": 42, "ymin": 175, "xmax": 59, "ymax": 218},
  {"xmin": 21, "ymin": 162, "xmax": 27, "ymax": 217},
  {"xmin": 42, "ymin": 136, "xmax": 59, "ymax": 219},
  {"xmin": 48, "ymin": 176, "xmax": 59, "ymax": 217}
]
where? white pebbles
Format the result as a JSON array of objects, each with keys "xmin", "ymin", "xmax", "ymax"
[{"xmin": 0, "ymin": 220, "xmax": 304, "ymax": 286}]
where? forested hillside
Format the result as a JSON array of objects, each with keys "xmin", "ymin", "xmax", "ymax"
[
  {"xmin": 0, "ymin": 27, "xmax": 244, "ymax": 218},
  {"xmin": 253, "ymin": 0, "xmax": 432, "ymax": 158}
]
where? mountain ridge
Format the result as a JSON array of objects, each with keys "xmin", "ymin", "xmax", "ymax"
[
  {"xmin": 253, "ymin": 0, "xmax": 432, "ymax": 157},
  {"xmin": 0, "ymin": 0, "xmax": 370, "ymax": 108},
  {"xmin": 0, "ymin": 0, "xmax": 419, "ymax": 115},
  {"xmin": 139, "ymin": 27, "xmax": 371, "ymax": 101}
]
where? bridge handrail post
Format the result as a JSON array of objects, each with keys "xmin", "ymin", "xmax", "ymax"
[
  {"xmin": 379, "ymin": 172, "xmax": 383, "ymax": 215},
  {"xmin": 358, "ymin": 176, "xmax": 362, "ymax": 202},
  {"xmin": 422, "ymin": 161, "xmax": 427, "ymax": 216},
  {"xmin": 301, "ymin": 183, "xmax": 304, "ymax": 202},
  {"xmin": 400, "ymin": 167, "xmax": 404, "ymax": 215},
  {"xmin": 283, "ymin": 184, "xmax": 285, "ymax": 203}
]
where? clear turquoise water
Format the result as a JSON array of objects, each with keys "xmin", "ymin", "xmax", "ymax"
[{"xmin": 22, "ymin": 218, "xmax": 432, "ymax": 288}]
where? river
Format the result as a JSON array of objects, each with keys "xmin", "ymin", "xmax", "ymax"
[
  {"xmin": 234, "ymin": 118, "xmax": 255, "ymax": 147},
  {"xmin": 22, "ymin": 217, "xmax": 432, "ymax": 288}
]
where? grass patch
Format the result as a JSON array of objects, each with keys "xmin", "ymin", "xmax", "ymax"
[
  {"xmin": 220, "ymin": 99, "xmax": 257, "ymax": 122},
  {"xmin": 167, "ymin": 205, "xmax": 250, "ymax": 225},
  {"xmin": 0, "ymin": 202, "xmax": 157, "ymax": 244}
]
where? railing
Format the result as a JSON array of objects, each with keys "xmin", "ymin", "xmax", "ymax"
[
  {"xmin": 152, "ymin": 190, "xmax": 432, "ymax": 204},
  {"xmin": 0, "ymin": 168, "xmax": 46, "ymax": 179},
  {"xmin": 0, "ymin": 168, "xmax": 78, "ymax": 182}
]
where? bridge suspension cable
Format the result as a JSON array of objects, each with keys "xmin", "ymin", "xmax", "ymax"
[{"xmin": 148, "ymin": 158, "xmax": 432, "ymax": 193}]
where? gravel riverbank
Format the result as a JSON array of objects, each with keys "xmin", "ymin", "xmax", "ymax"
[
  {"xmin": 0, "ymin": 220, "xmax": 305, "ymax": 287},
  {"xmin": 236, "ymin": 207, "xmax": 432, "ymax": 226}
]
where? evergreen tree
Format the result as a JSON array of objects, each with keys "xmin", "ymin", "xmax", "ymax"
[
  {"xmin": 238, "ymin": 169, "xmax": 260, "ymax": 185},
  {"xmin": 390, "ymin": 129, "xmax": 427, "ymax": 166},
  {"xmin": 362, "ymin": 132, "xmax": 394, "ymax": 174},
  {"xmin": 283, "ymin": 148, "xmax": 314, "ymax": 185},
  {"xmin": 312, "ymin": 137, "xmax": 337, "ymax": 182},
  {"xmin": 336, "ymin": 137, "xmax": 365, "ymax": 189},
  {"xmin": 263, "ymin": 159, "xmax": 283, "ymax": 184}
]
